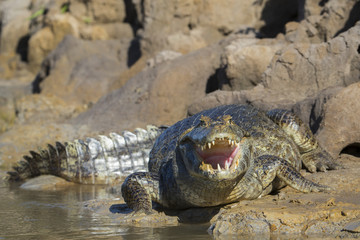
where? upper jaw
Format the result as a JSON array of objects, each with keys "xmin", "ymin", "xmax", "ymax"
[
  {"xmin": 180, "ymin": 135, "xmax": 243, "ymax": 179},
  {"xmin": 196, "ymin": 136, "xmax": 241, "ymax": 171}
]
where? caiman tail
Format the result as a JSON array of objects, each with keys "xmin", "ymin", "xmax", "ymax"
[{"xmin": 7, "ymin": 126, "xmax": 165, "ymax": 184}]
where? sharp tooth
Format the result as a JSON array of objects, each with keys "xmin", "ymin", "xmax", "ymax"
[
  {"xmin": 208, "ymin": 143, "xmax": 212, "ymax": 149},
  {"xmin": 225, "ymin": 161, "xmax": 230, "ymax": 170},
  {"xmin": 217, "ymin": 164, "xmax": 221, "ymax": 171},
  {"xmin": 228, "ymin": 139, "xmax": 231, "ymax": 145},
  {"xmin": 212, "ymin": 140, "xmax": 215, "ymax": 146}
]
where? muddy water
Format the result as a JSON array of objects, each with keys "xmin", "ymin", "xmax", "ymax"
[{"xmin": 0, "ymin": 174, "xmax": 210, "ymax": 240}]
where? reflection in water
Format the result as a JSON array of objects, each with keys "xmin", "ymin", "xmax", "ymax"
[{"xmin": 0, "ymin": 175, "xmax": 210, "ymax": 239}]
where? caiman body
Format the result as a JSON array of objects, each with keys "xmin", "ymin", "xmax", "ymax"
[{"xmin": 8, "ymin": 104, "xmax": 340, "ymax": 212}]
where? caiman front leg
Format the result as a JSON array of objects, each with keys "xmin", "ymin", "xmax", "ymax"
[
  {"xmin": 121, "ymin": 172, "xmax": 160, "ymax": 214},
  {"xmin": 266, "ymin": 109, "xmax": 342, "ymax": 172},
  {"xmin": 228, "ymin": 155, "xmax": 331, "ymax": 202}
]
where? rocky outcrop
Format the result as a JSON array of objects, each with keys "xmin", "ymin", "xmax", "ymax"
[
  {"xmin": 1, "ymin": 0, "xmax": 134, "ymax": 74},
  {"xmin": 286, "ymin": 0, "xmax": 360, "ymax": 43},
  {"xmin": 218, "ymin": 38, "xmax": 285, "ymax": 91},
  {"xmin": 35, "ymin": 35, "xmax": 132, "ymax": 106},
  {"xmin": 316, "ymin": 82, "xmax": 360, "ymax": 157},
  {"xmin": 263, "ymin": 23, "xmax": 360, "ymax": 99},
  {"xmin": 71, "ymin": 41, "xmax": 225, "ymax": 132},
  {"xmin": 0, "ymin": 0, "xmax": 31, "ymax": 56},
  {"xmin": 137, "ymin": 0, "xmax": 299, "ymax": 55}
]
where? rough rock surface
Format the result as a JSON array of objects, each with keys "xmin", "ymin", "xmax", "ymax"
[
  {"xmin": 71, "ymin": 41, "xmax": 224, "ymax": 132},
  {"xmin": 219, "ymin": 38, "xmax": 285, "ymax": 91},
  {"xmin": 36, "ymin": 35, "xmax": 132, "ymax": 106},
  {"xmin": 287, "ymin": 0, "xmax": 360, "ymax": 44},
  {"xmin": 316, "ymin": 82, "xmax": 360, "ymax": 157},
  {"xmin": 0, "ymin": 0, "xmax": 31, "ymax": 55},
  {"xmin": 137, "ymin": 0, "xmax": 299, "ymax": 55},
  {"xmin": 263, "ymin": 23, "xmax": 360, "ymax": 99}
]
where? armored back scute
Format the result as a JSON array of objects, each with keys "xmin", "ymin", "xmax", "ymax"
[{"xmin": 7, "ymin": 126, "xmax": 166, "ymax": 184}]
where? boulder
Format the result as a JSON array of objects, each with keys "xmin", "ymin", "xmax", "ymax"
[
  {"xmin": 0, "ymin": 0, "xmax": 31, "ymax": 55},
  {"xmin": 0, "ymin": 123, "xmax": 90, "ymax": 168},
  {"xmin": 219, "ymin": 37, "xmax": 285, "ymax": 91},
  {"xmin": 316, "ymin": 82, "xmax": 360, "ymax": 157},
  {"xmin": 35, "ymin": 35, "xmax": 132, "ymax": 106},
  {"xmin": 286, "ymin": 0, "xmax": 360, "ymax": 43},
  {"xmin": 14, "ymin": 94, "xmax": 81, "ymax": 125},
  {"xmin": 138, "ymin": 0, "xmax": 299, "ymax": 55},
  {"xmin": 146, "ymin": 50, "xmax": 182, "ymax": 69},
  {"xmin": 0, "ymin": 79, "xmax": 32, "ymax": 134},
  {"xmin": 24, "ymin": 0, "xmax": 133, "ymax": 73},
  {"xmin": 71, "ymin": 41, "xmax": 224, "ymax": 132},
  {"xmin": 27, "ymin": 14, "xmax": 80, "ymax": 73},
  {"xmin": 70, "ymin": 0, "xmax": 126, "ymax": 24},
  {"xmin": 263, "ymin": 23, "xmax": 360, "ymax": 99}
]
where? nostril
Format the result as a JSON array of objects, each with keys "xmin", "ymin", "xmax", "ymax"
[{"xmin": 357, "ymin": 44, "xmax": 360, "ymax": 54}]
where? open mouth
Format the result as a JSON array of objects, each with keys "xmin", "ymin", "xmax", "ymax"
[{"xmin": 196, "ymin": 137, "xmax": 240, "ymax": 172}]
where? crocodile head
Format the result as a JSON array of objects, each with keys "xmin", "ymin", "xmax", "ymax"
[{"xmin": 178, "ymin": 115, "xmax": 248, "ymax": 180}]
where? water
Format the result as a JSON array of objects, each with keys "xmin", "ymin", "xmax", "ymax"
[{"xmin": 0, "ymin": 173, "xmax": 211, "ymax": 240}]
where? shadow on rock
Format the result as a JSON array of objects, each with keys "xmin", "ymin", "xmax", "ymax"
[
  {"xmin": 109, "ymin": 203, "xmax": 133, "ymax": 214},
  {"xmin": 109, "ymin": 203, "xmax": 221, "ymax": 224}
]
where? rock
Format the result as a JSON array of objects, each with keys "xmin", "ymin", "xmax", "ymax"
[
  {"xmin": 263, "ymin": 23, "xmax": 360, "ymax": 99},
  {"xmin": 188, "ymin": 86, "xmax": 301, "ymax": 117},
  {"xmin": 286, "ymin": 0, "xmax": 360, "ymax": 43},
  {"xmin": 190, "ymin": 23, "xmax": 360, "ymax": 116},
  {"xmin": 146, "ymin": 50, "xmax": 182, "ymax": 68},
  {"xmin": 14, "ymin": 94, "xmax": 81, "ymax": 125},
  {"xmin": 84, "ymin": 199, "xmax": 179, "ymax": 228},
  {"xmin": 291, "ymin": 86, "xmax": 343, "ymax": 133},
  {"xmin": 0, "ymin": 123, "xmax": 91, "ymax": 168},
  {"xmin": 209, "ymin": 210, "xmax": 271, "ymax": 237},
  {"xmin": 79, "ymin": 22, "xmax": 133, "ymax": 40},
  {"xmin": 35, "ymin": 35, "xmax": 131, "ymax": 106},
  {"xmin": 20, "ymin": 175, "xmax": 74, "ymax": 190},
  {"xmin": 208, "ymin": 153, "xmax": 360, "ymax": 238},
  {"xmin": 343, "ymin": 220, "xmax": 360, "ymax": 233},
  {"xmin": 316, "ymin": 82, "xmax": 360, "ymax": 157},
  {"xmin": 219, "ymin": 37, "xmax": 285, "ymax": 91},
  {"xmin": 0, "ymin": 79, "xmax": 32, "ymax": 134},
  {"xmin": 71, "ymin": 41, "xmax": 224, "ymax": 132},
  {"xmin": 70, "ymin": 0, "xmax": 126, "ymax": 24},
  {"xmin": 138, "ymin": 0, "xmax": 299, "ymax": 55},
  {"xmin": 23, "ymin": 0, "xmax": 133, "ymax": 73},
  {"xmin": 187, "ymin": 90, "xmax": 248, "ymax": 116},
  {"xmin": 27, "ymin": 14, "xmax": 80, "ymax": 73},
  {"xmin": 0, "ymin": 0, "xmax": 31, "ymax": 55}
]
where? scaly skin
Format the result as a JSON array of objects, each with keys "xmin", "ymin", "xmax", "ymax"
[
  {"xmin": 7, "ymin": 126, "xmax": 165, "ymax": 184},
  {"xmin": 121, "ymin": 104, "xmax": 341, "ymax": 212}
]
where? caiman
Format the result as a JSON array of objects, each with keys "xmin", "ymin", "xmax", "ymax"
[{"xmin": 7, "ymin": 104, "xmax": 341, "ymax": 213}]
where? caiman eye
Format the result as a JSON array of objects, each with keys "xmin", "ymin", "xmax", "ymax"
[
  {"xmin": 221, "ymin": 115, "xmax": 233, "ymax": 124},
  {"xmin": 199, "ymin": 115, "xmax": 212, "ymax": 127}
]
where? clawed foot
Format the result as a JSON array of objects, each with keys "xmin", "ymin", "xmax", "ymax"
[{"xmin": 302, "ymin": 149, "xmax": 343, "ymax": 173}]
